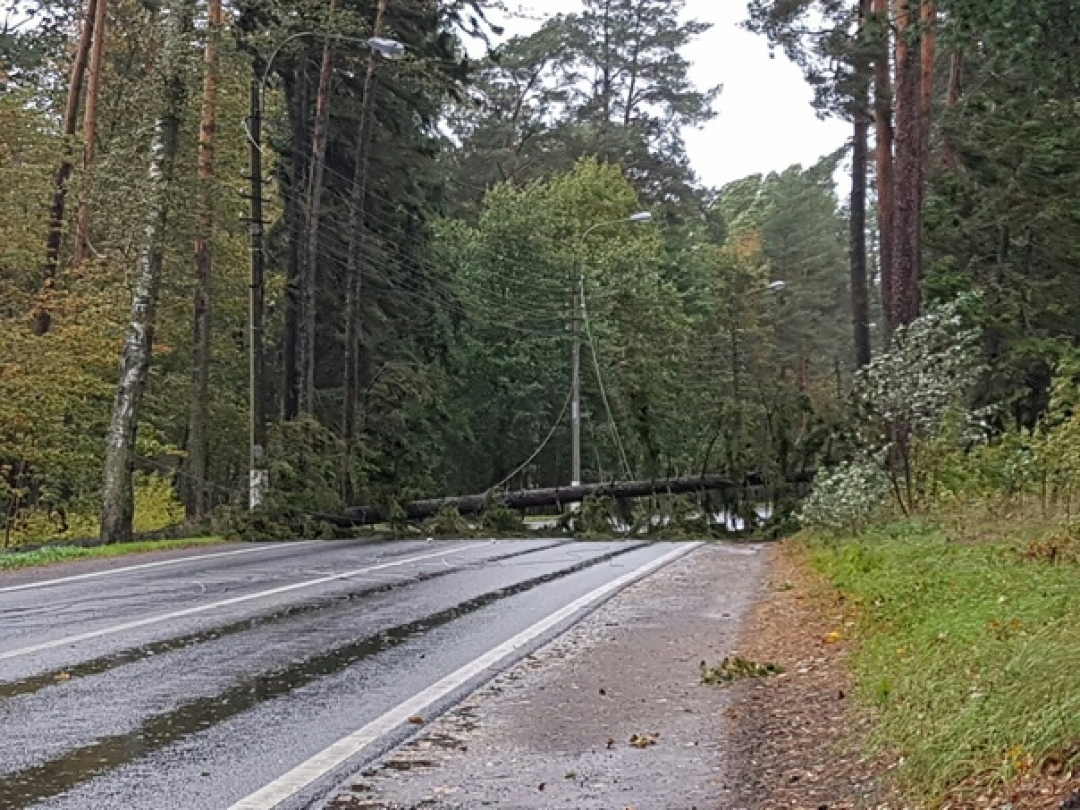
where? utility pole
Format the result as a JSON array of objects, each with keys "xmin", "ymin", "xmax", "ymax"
[
  {"xmin": 571, "ymin": 259, "xmax": 583, "ymax": 487},
  {"xmin": 248, "ymin": 77, "xmax": 268, "ymax": 509}
]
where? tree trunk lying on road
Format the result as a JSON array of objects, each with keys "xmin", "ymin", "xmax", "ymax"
[{"xmin": 322, "ymin": 474, "xmax": 812, "ymax": 526}]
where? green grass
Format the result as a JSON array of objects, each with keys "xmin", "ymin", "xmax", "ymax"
[
  {"xmin": 0, "ymin": 537, "xmax": 228, "ymax": 572},
  {"xmin": 809, "ymin": 521, "xmax": 1080, "ymax": 802}
]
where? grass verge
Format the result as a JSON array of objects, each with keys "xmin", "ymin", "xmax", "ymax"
[
  {"xmin": 0, "ymin": 537, "xmax": 228, "ymax": 572},
  {"xmin": 808, "ymin": 520, "xmax": 1080, "ymax": 803}
]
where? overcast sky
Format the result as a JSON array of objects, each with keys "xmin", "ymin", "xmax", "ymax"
[{"xmin": 486, "ymin": 0, "xmax": 851, "ymax": 190}]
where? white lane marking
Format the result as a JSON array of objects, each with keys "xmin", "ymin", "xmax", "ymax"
[
  {"xmin": 0, "ymin": 541, "xmax": 326, "ymax": 595},
  {"xmin": 0, "ymin": 543, "xmax": 491, "ymax": 662},
  {"xmin": 230, "ymin": 542, "xmax": 701, "ymax": 810}
]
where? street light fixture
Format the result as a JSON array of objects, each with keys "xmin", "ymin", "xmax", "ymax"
[
  {"xmin": 730, "ymin": 279, "xmax": 786, "ymax": 401},
  {"xmin": 367, "ymin": 37, "xmax": 406, "ymax": 59},
  {"xmin": 571, "ymin": 212, "xmax": 653, "ymax": 487},
  {"xmin": 259, "ymin": 33, "xmax": 407, "ymax": 98}
]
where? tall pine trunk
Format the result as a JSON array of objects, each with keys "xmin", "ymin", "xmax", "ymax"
[
  {"xmin": 185, "ymin": 0, "xmax": 223, "ymax": 523},
  {"xmin": 343, "ymin": 0, "xmax": 388, "ymax": 503},
  {"xmin": 37, "ymin": 0, "xmax": 99, "ymax": 336},
  {"xmin": 919, "ymin": 2, "xmax": 937, "ymax": 193},
  {"xmin": 872, "ymin": 0, "xmax": 896, "ymax": 335},
  {"xmin": 892, "ymin": 0, "xmax": 922, "ymax": 326},
  {"xmin": 100, "ymin": 0, "xmax": 192, "ymax": 544},
  {"xmin": 283, "ymin": 68, "xmax": 310, "ymax": 421},
  {"xmin": 851, "ymin": 0, "xmax": 872, "ymax": 368},
  {"xmin": 73, "ymin": 0, "xmax": 108, "ymax": 266},
  {"xmin": 299, "ymin": 0, "xmax": 338, "ymax": 418}
]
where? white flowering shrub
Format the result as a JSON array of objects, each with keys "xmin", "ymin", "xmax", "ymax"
[
  {"xmin": 849, "ymin": 299, "xmax": 986, "ymax": 513},
  {"xmin": 798, "ymin": 460, "xmax": 890, "ymax": 535},
  {"xmin": 851, "ymin": 300, "xmax": 985, "ymax": 451}
]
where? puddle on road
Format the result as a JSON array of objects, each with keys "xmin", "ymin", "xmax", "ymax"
[
  {"xmin": 0, "ymin": 544, "xmax": 642, "ymax": 809},
  {"xmin": 0, "ymin": 542, "xmax": 567, "ymax": 702}
]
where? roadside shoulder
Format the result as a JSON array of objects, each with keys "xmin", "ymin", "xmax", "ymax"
[
  {"xmin": 721, "ymin": 540, "xmax": 884, "ymax": 809},
  {"xmin": 327, "ymin": 542, "xmax": 768, "ymax": 810}
]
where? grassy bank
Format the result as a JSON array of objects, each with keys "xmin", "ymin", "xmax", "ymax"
[
  {"xmin": 808, "ymin": 521, "xmax": 1080, "ymax": 802},
  {"xmin": 0, "ymin": 537, "xmax": 228, "ymax": 572}
]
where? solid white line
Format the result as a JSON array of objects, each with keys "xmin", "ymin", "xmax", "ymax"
[
  {"xmin": 229, "ymin": 542, "xmax": 701, "ymax": 810},
  {"xmin": 0, "ymin": 541, "xmax": 326, "ymax": 595},
  {"xmin": 0, "ymin": 543, "xmax": 490, "ymax": 662}
]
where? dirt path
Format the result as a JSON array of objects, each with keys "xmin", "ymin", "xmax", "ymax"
[{"xmin": 721, "ymin": 541, "xmax": 879, "ymax": 810}]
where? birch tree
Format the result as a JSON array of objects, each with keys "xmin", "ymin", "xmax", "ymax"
[{"xmin": 100, "ymin": 0, "xmax": 192, "ymax": 543}]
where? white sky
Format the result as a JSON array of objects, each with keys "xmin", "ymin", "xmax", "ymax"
[{"xmin": 487, "ymin": 0, "xmax": 851, "ymax": 189}]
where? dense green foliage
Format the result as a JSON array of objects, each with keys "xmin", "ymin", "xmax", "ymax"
[
  {"xmin": 925, "ymin": 1, "xmax": 1080, "ymax": 426},
  {"xmin": 7, "ymin": 0, "xmax": 1077, "ymax": 543},
  {"xmin": 1, "ymin": 0, "xmax": 859, "ymax": 544}
]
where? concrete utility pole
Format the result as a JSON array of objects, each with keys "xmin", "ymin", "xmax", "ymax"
[
  {"xmin": 571, "ymin": 262, "xmax": 583, "ymax": 486},
  {"xmin": 571, "ymin": 212, "xmax": 652, "ymax": 487},
  {"xmin": 248, "ymin": 77, "xmax": 268, "ymax": 510}
]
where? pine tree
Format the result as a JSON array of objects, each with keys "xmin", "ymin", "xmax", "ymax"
[
  {"xmin": 185, "ymin": 0, "xmax": 224, "ymax": 522},
  {"xmin": 37, "ymin": 0, "xmax": 101, "ymax": 335}
]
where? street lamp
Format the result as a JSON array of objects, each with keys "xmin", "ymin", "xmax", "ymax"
[
  {"xmin": 259, "ymin": 33, "xmax": 406, "ymax": 98},
  {"xmin": 730, "ymin": 279, "xmax": 786, "ymax": 400},
  {"xmin": 571, "ymin": 212, "xmax": 653, "ymax": 487},
  {"xmin": 246, "ymin": 32, "xmax": 405, "ymax": 511}
]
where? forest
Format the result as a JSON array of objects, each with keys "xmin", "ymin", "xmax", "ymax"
[{"xmin": 1, "ymin": 0, "xmax": 1078, "ymax": 545}]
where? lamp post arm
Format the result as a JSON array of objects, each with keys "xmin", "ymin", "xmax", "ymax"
[
  {"xmin": 259, "ymin": 31, "xmax": 406, "ymax": 102},
  {"xmin": 570, "ymin": 213, "xmax": 650, "ymax": 488}
]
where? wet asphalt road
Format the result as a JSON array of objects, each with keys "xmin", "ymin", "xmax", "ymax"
[{"xmin": 0, "ymin": 538, "xmax": 697, "ymax": 809}]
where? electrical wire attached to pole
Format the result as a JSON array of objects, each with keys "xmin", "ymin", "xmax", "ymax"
[
  {"xmin": 581, "ymin": 292, "xmax": 634, "ymax": 481},
  {"xmin": 491, "ymin": 389, "xmax": 573, "ymax": 492}
]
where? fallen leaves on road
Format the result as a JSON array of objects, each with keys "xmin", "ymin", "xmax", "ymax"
[
  {"xmin": 629, "ymin": 732, "xmax": 660, "ymax": 749},
  {"xmin": 722, "ymin": 542, "xmax": 878, "ymax": 810},
  {"xmin": 700, "ymin": 656, "xmax": 783, "ymax": 685}
]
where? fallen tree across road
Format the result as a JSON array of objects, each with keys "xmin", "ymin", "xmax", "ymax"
[{"xmin": 322, "ymin": 473, "xmax": 814, "ymax": 527}]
